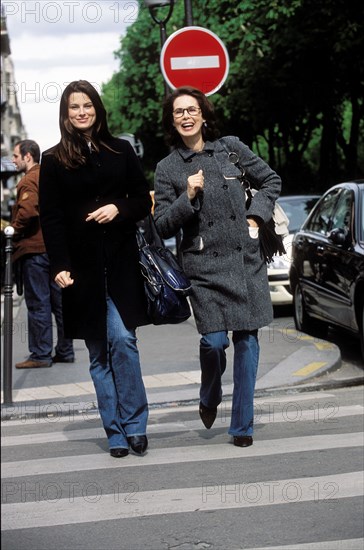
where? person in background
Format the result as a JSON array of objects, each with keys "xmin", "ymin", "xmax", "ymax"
[
  {"xmin": 39, "ymin": 80, "xmax": 152, "ymax": 458},
  {"xmin": 11, "ymin": 139, "xmax": 74, "ymax": 369},
  {"xmin": 154, "ymin": 86, "xmax": 282, "ymax": 448}
]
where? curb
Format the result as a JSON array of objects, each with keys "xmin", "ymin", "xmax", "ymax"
[
  {"xmin": 3, "ymin": 296, "xmax": 361, "ymax": 421},
  {"xmin": 2, "ymin": 377, "xmax": 363, "ymax": 422},
  {"xmin": 3, "ymin": 359, "xmax": 359, "ymax": 422}
]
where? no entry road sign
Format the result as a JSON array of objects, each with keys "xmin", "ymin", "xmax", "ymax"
[{"xmin": 160, "ymin": 26, "xmax": 230, "ymax": 96}]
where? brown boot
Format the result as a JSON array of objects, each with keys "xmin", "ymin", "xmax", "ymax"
[{"xmin": 15, "ymin": 359, "xmax": 52, "ymax": 369}]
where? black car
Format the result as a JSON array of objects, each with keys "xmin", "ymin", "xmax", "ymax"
[{"xmin": 289, "ymin": 182, "xmax": 364, "ymax": 360}]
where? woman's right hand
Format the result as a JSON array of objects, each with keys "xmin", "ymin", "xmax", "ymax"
[
  {"xmin": 55, "ymin": 271, "xmax": 74, "ymax": 288},
  {"xmin": 187, "ymin": 169, "xmax": 204, "ymax": 200}
]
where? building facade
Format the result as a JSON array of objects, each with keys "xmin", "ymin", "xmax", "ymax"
[{"xmin": 1, "ymin": 9, "xmax": 27, "ymax": 220}]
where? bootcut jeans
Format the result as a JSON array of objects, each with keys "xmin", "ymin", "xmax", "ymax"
[
  {"xmin": 85, "ymin": 296, "xmax": 148, "ymax": 450},
  {"xmin": 22, "ymin": 253, "xmax": 74, "ymax": 363},
  {"xmin": 199, "ymin": 330, "xmax": 259, "ymax": 436}
]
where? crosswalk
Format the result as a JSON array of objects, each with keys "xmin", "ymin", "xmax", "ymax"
[{"xmin": 1, "ymin": 387, "xmax": 364, "ymax": 550}]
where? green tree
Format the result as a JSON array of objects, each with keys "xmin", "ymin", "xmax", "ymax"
[{"xmin": 102, "ymin": 0, "xmax": 364, "ymax": 191}]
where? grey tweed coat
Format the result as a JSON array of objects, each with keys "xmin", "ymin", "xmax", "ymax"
[{"xmin": 153, "ymin": 136, "xmax": 282, "ymax": 334}]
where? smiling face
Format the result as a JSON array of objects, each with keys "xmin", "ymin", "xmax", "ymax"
[
  {"xmin": 68, "ymin": 92, "xmax": 96, "ymax": 134},
  {"xmin": 172, "ymin": 94, "xmax": 205, "ymax": 145}
]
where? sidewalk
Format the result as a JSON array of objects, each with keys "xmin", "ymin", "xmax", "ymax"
[{"xmin": 1, "ymin": 294, "xmax": 363, "ymax": 419}]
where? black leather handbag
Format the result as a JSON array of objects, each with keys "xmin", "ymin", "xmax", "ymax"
[{"xmin": 136, "ymin": 215, "xmax": 192, "ymax": 325}]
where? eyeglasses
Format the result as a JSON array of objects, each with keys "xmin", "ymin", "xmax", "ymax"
[{"xmin": 173, "ymin": 106, "xmax": 201, "ymax": 118}]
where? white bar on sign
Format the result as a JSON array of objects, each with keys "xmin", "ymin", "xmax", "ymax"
[{"xmin": 171, "ymin": 55, "xmax": 220, "ymax": 70}]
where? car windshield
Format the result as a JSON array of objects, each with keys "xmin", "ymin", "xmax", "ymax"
[{"xmin": 277, "ymin": 196, "xmax": 319, "ymax": 233}]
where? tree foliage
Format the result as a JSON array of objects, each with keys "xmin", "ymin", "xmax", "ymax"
[{"xmin": 102, "ymin": 0, "xmax": 364, "ymax": 191}]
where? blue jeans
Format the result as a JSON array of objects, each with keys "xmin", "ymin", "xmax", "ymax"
[
  {"xmin": 199, "ymin": 330, "xmax": 259, "ymax": 436},
  {"xmin": 22, "ymin": 253, "xmax": 74, "ymax": 362},
  {"xmin": 85, "ymin": 297, "xmax": 148, "ymax": 450}
]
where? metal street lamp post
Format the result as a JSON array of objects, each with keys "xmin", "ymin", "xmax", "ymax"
[
  {"xmin": 144, "ymin": 1, "xmax": 194, "ymax": 97},
  {"xmin": 144, "ymin": 1, "xmax": 194, "ymax": 260},
  {"xmin": 144, "ymin": 1, "xmax": 175, "ymax": 97},
  {"xmin": 183, "ymin": 0, "xmax": 193, "ymax": 26}
]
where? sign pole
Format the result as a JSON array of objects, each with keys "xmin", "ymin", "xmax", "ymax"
[
  {"xmin": 2, "ymin": 226, "xmax": 14, "ymax": 405},
  {"xmin": 184, "ymin": 0, "xmax": 193, "ymax": 25}
]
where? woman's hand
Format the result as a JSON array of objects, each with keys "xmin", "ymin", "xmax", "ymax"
[
  {"xmin": 187, "ymin": 169, "xmax": 204, "ymax": 200},
  {"xmin": 247, "ymin": 217, "xmax": 259, "ymax": 228},
  {"xmin": 86, "ymin": 204, "xmax": 119, "ymax": 223},
  {"xmin": 55, "ymin": 271, "xmax": 74, "ymax": 288}
]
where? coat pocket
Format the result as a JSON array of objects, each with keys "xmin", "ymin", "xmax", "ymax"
[{"xmin": 181, "ymin": 235, "xmax": 204, "ymax": 252}]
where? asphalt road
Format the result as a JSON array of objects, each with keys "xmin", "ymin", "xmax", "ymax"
[
  {"xmin": 273, "ymin": 305, "xmax": 363, "ymax": 369},
  {"xmin": 1, "ymin": 298, "xmax": 363, "ymax": 549},
  {"xmin": 2, "ymin": 385, "xmax": 363, "ymax": 550}
]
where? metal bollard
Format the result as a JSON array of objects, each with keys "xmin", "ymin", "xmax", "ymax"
[{"xmin": 2, "ymin": 225, "xmax": 14, "ymax": 405}]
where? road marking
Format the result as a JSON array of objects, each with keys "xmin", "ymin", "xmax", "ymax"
[
  {"xmin": 171, "ymin": 55, "xmax": 219, "ymax": 70},
  {"xmin": 2, "ymin": 432, "xmax": 363, "ymax": 478},
  {"xmin": 2, "ymin": 471, "xmax": 363, "ymax": 530},
  {"xmin": 245, "ymin": 539, "xmax": 364, "ymax": 550},
  {"xmin": 1, "ymin": 391, "xmax": 338, "ymax": 426},
  {"xmin": 2, "ymin": 405, "xmax": 363, "ymax": 448},
  {"xmin": 293, "ymin": 362, "xmax": 327, "ymax": 377},
  {"xmin": 315, "ymin": 342, "xmax": 336, "ymax": 350}
]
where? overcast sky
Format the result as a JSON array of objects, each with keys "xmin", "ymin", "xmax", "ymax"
[{"xmin": 4, "ymin": 0, "xmax": 139, "ymax": 153}]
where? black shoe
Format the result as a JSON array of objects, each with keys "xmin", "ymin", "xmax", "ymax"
[
  {"xmin": 127, "ymin": 435, "xmax": 148, "ymax": 455},
  {"xmin": 110, "ymin": 448, "xmax": 129, "ymax": 458},
  {"xmin": 52, "ymin": 355, "xmax": 75, "ymax": 363},
  {"xmin": 199, "ymin": 402, "xmax": 217, "ymax": 429},
  {"xmin": 233, "ymin": 436, "xmax": 253, "ymax": 447}
]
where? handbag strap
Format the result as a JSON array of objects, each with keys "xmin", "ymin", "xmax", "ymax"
[
  {"xmin": 140, "ymin": 213, "xmax": 165, "ymax": 248},
  {"xmin": 220, "ymin": 137, "xmax": 253, "ymax": 205}
]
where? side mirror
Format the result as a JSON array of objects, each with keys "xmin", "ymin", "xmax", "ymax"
[{"xmin": 328, "ymin": 227, "xmax": 350, "ymax": 246}]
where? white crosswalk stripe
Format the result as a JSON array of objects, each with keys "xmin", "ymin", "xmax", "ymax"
[
  {"xmin": 2, "ymin": 472, "xmax": 362, "ymax": 530},
  {"xmin": 2, "ymin": 433, "xmax": 363, "ymax": 478},
  {"xmin": 1, "ymin": 388, "xmax": 363, "ymax": 550}
]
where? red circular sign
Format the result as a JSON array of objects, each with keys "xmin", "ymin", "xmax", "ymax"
[{"xmin": 160, "ymin": 26, "xmax": 229, "ymax": 96}]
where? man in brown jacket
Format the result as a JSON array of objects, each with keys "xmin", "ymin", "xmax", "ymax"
[{"xmin": 11, "ymin": 140, "xmax": 74, "ymax": 368}]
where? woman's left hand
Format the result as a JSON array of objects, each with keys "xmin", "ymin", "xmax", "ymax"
[
  {"xmin": 247, "ymin": 217, "xmax": 259, "ymax": 228},
  {"xmin": 86, "ymin": 204, "xmax": 119, "ymax": 224}
]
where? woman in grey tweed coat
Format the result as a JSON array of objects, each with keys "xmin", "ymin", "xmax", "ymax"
[{"xmin": 154, "ymin": 87, "xmax": 282, "ymax": 447}]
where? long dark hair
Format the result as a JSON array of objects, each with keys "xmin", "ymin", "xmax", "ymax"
[
  {"xmin": 52, "ymin": 80, "xmax": 114, "ymax": 169},
  {"xmin": 162, "ymin": 86, "xmax": 219, "ymax": 147}
]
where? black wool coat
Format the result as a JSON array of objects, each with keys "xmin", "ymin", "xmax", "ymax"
[{"xmin": 39, "ymin": 139, "xmax": 152, "ymax": 340}]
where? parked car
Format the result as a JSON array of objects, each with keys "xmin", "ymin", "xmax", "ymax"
[
  {"xmin": 268, "ymin": 195, "xmax": 320, "ymax": 305},
  {"xmin": 289, "ymin": 182, "xmax": 364, "ymax": 359}
]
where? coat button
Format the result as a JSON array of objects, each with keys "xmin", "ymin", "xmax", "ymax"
[
  {"xmin": 208, "ymin": 152, "xmax": 213, "ymax": 157},
  {"xmin": 236, "ymin": 246, "xmax": 242, "ymax": 252},
  {"xmin": 223, "ymin": 184, "xmax": 228, "ymax": 190},
  {"xmin": 213, "ymin": 251, "xmax": 218, "ymax": 257},
  {"xmin": 95, "ymin": 196, "xmax": 100, "ymax": 202},
  {"xmin": 230, "ymin": 215, "xmax": 236, "ymax": 221},
  {"xmin": 208, "ymin": 221, "xmax": 214, "ymax": 227}
]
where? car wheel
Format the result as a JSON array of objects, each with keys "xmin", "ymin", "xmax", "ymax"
[{"xmin": 293, "ymin": 283, "xmax": 309, "ymax": 333}]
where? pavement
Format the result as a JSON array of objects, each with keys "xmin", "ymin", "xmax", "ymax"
[{"xmin": 1, "ymin": 291, "xmax": 363, "ymax": 420}]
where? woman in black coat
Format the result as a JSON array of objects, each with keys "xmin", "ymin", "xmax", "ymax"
[{"xmin": 39, "ymin": 80, "xmax": 152, "ymax": 458}]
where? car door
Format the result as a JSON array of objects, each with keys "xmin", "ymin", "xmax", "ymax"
[
  {"xmin": 316, "ymin": 187, "xmax": 356, "ymax": 326},
  {"xmin": 296, "ymin": 188, "xmax": 341, "ymax": 316}
]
